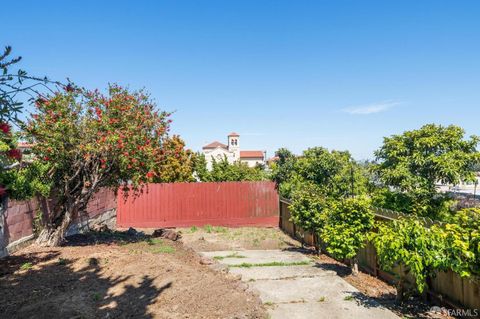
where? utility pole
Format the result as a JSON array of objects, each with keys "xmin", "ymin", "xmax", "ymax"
[{"xmin": 350, "ymin": 164, "xmax": 355, "ymax": 198}]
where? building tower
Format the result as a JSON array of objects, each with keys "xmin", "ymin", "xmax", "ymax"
[{"xmin": 227, "ymin": 132, "xmax": 240, "ymax": 159}]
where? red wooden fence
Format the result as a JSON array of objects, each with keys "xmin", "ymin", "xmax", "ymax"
[{"xmin": 117, "ymin": 181, "xmax": 279, "ymax": 228}]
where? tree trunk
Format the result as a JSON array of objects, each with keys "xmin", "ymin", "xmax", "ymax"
[
  {"xmin": 36, "ymin": 210, "xmax": 72, "ymax": 247},
  {"xmin": 395, "ymin": 266, "xmax": 407, "ymax": 303},
  {"xmin": 350, "ymin": 256, "xmax": 359, "ymax": 276},
  {"xmin": 313, "ymin": 233, "xmax": 321, "ymax": 255}
]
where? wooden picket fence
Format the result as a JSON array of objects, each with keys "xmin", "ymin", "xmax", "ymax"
[{"xmin": 279, "ymin": 198, "xmax": 480, "ymax": 311}]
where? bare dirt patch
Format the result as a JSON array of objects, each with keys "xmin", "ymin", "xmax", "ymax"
[
  {"xmin": 0, "ymin": 231, "xmax": 267, "ymax": 319},
  {"xmin": 177, "ymin": 226, "xmax": 298, "ymax": 251}
]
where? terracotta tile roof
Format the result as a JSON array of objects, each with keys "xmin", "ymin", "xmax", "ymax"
[
  {"xmin": 228, "ymin": 132, "xmax": 240, "ymax": 136},
  {"xmin": 202, "ymin": 141, "xmax": 228, "ymax": 149},
  {"xmin": 240, "ymin": 151, "xmax": 264, "ymax": 158}
]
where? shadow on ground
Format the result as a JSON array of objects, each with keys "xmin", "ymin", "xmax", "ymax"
[{"xmin": 0, "ymin": 232, "xmax": 171, "ymax": 319}]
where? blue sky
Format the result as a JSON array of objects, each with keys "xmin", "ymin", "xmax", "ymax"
[{"xmin": 3, "ymin": 0, "xmax": 480, "ymax": 159}]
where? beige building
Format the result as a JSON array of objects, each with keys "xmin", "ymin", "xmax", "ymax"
[{"xmin": 202, "ymin": 132, "xmax": 265, "ymax": 169}]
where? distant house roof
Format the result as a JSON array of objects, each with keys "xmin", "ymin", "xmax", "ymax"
[
  {"xmin": 268, "ymin": 156, "xmax": 279, "ymax": 162},
  {"xmin": 202, "ymin": 141, "xmax": 228, "ymax": 150},
  {"xmin": 228, "ymin": 132, "xmax": 240, "ymax": 137},
  {"xmin": 240, "ymin": 151, "xmax": 264, "ymax": 158}
]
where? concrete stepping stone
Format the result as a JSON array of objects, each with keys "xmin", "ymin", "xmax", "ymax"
[
  {"xmin": 204, "ymin": 250, "xmax": 400, "ymax": 319},
  {"xmin": 269, "ymin": 301, "xmax": 399, "ymax": 319},
  {"xmin": 229, "ymin": 264, "xmax": 336, "ymax": 281},
  {"xmin": 201, "ymin": 249, "xmax": 311, "ymax": 266}
]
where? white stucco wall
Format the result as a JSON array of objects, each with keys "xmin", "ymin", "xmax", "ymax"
[
  {"xmin": 203, "ymin": 147, "xmax": 236, "ymax": 169},
  {"xmin": 240, "ymin": 157, "xmax": 264, "ymax": 168}
]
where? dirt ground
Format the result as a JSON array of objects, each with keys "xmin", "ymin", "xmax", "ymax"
[
  {"xmin": 0, "ymin": 231, "xmax": 267, "ymax": 319},
  {"xmin": 177, "ymin": 226, "xmax": 298, "ymax": 251},
  {"xmin": 0, "ymin": 226, "xmax": 456, "ymax": 319},
  {"xmin": 177, "ymin": 226, "xmax": 455, "ymax": 319}
]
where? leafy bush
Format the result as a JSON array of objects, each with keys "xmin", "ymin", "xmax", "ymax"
[
  {"xmin": 0, "ymin": 46, "xmax": 55, "ymax": 200},
  {"xmin": 270, "ymin": 148, "xmax": 297, "ymax": 197},
  {"xmin": 322, "ymin": 196, "xmax": 374, "ymax": 275},
  {"xmin": 434, "ymin": 208, "xmax": 480, "ymax": 277},
  {"xmin": 289, "ymin": 183, "xmax": 328, "ymax": 234},
  {"xmin": 0, "ymin": 161, "xmax": 51, "ymax": 199},
  {"xmin": 195, "ymin": 155, "xmax": 268, "ymax": 182},
  {"xmin": 370, "ymin": 217, "xmax": 446, "ymax": 301}
]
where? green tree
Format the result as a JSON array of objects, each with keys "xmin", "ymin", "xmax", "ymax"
[
  {"xmin": 26, "ymin": 84, "xmax": 171, "ymax": 246},
  {"xmin": 195, "ymin": 155, "xmax": 267, "ymax": 182},
  {"xmin": 0, "ymin": 46, "xmax": 57, "ymax": 199},
  {"xmin": 270, "ymin": 148, "xmax": 297, "ymax": 198},
  {"xmin": 371, "ymin": 218, "xmax": 446, "ymax": 301},
  {"xmin": 289, "ymin": 183, "xmax": 328, "ymax": 243},
  {"xmin": 321, "ymin": 196, "xmax": 374, "ymax": 275},
  {"xmin": 295, "ymin": 147, "xmax": 369, "ymax": 199},
  {"xmin": 153, "ymin": 135, "xmax": 195, "ymax": 183},
  {"xmin": 434, "ymin": 208, "xmax": 480, "ymax": 277},
  {"xmin": 374, "ymin": 124, "xmax": 480, "ymax": 219},
  {"xmin": 193, "ymin": 153, "xmax": 211, "ymax": 182}
]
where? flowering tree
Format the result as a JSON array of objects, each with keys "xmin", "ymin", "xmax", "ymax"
[
  {"xmin": 26, "ymin": 84, "xmax": 171, "ymax": 246},
  {"xmin": 0, "ymin": 121, "xmax": 22, "ymax": 197},
  {"xmin": 153, "ymin": 135, "xmax": 195, "ymax": 182},
  {"xmin": 1, "ymin": 45, "xmax": 60, "ymax": 199}
]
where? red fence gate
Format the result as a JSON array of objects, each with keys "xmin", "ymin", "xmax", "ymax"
[{"xmin": 117, "ymin": 181, "xmax": 279, "ymax": 228}]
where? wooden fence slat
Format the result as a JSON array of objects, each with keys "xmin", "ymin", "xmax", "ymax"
[
  {"xmin": 278, "ymin": 199, "xmax": 480, "ymax": 310},
  {"xmin": 117, "ymin": 181, "xmax": 279, "ymax": 228}
]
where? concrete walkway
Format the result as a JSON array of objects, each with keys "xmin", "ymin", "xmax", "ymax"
[{"xmin": 201, "ymin": 249, "xmax": 399, "ymax": 319}]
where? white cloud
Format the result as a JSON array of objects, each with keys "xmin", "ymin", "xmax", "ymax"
[{"xmin": 342, "ymin": 101, "xmax": 401, "ymax": 115}]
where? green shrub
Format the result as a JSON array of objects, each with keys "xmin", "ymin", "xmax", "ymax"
[
  {"xmin": 322, "ymin": 196, "xmax": 374, "ymax": 275},
  {"xmin": 370, "ymin": 217, "xmax": 446, "ymax": 301},
  {"xmin": 434, "ymin": 208, "xmax": 480, "ymax": 277}
]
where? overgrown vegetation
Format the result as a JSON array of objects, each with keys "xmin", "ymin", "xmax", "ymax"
[
  {"xmin": 322, "ymin": 196, "xmax": 374, "ymax": 275},
  {"xmin": 272, "ymin": 123, "xmax": 480, "ymax": 296},
  {"xmin": 373, "ymin": 124, "xmax": 480, "ymax": 219},
  {"xmin": 370, "ymin": 217, "xmax": 446, "ymax": 301},
  {"xmin": 194, "ymin": 153, "xmax": 268, "ymax": 182},
  {"xmin": 25, "ymin": 84, "xmax": 173, "ymax": 246},
  {"xmin": 0, "ymin": 46, "xmax": 56, "ymax": 200}
]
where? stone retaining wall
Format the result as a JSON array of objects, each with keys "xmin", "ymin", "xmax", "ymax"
[{"xmin": 0, "ymin": 188, "xmax": 117, "ymax": 258}]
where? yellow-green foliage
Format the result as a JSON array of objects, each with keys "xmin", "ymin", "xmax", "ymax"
[
  {"xmin": 322, "ymin": 196, "xmax": 374, "ymax": 260},
  {"xmin": 434, "ymin": 208, "xmax": 480, "ymax": 277},
  {"xmin": 370, "ymin": 217, "xmax": 446, "ymax": 295}
]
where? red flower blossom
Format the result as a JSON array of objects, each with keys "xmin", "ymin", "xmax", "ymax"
[
  {"xmin": 0, "ymin": 122, "xmax": 10, "ymax": 134},
  {"xmin": 95, "ymin": 107, "xmax": 102, "ymax": 119},
  {"xmin": 7, "ymin": 149, "xmax": 22, "ymax": 160},
  {"xmin": 65, "ymin": 84, "xmax": 74, "ymax": 92},
  {"xmin": 146, "ymin": 171, "xmax": 155, "ymax": 179}
]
